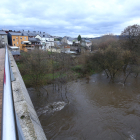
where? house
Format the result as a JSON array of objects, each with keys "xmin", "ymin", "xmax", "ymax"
[
  {"xmin": 46, "ymin": 41, "xmax": 62, "ymax": 53},
  {"xmin": 85, "ymin": 40, "xmax": 92, "ymax": 47},
  {"xmin": 35, "ymin": 33, "xmax": 54, "ymax": 49},
  {"xmin": 70, "ymin": 46, "xmax": 81, "ymax": 54},
  {"xmin": 8, "ymin": 32, "xmax": 28, "ymax": 51},
  {"xmin": 80, "ymin": 39, "xmax": 92, "ymax": 51},
  {"xmin": 61, "ymin": 45, "xmax": 72, "ymax": 53},
  {"xmin": 22, "ymin": 37, "xmax": 45, "ymax": 51},
  {"xmin": 54, "ymin": 41, "xmax": 78, "ymax": 54},
  {"xmin": 21, "ymin": 41, "xmax": 32, "ymax": 51},
  {"xmin": 61, "ymin": 36, "xmax": 79, "ymax": 45},
  {"xmin": 28, "ymin": 37, "xmax": 42, "ymax": 49},
  {"xmin": 54, "ymin": 41, "xmax": 62, "ymax": 48},
  {"xmin": 61, "ymin": 36, "xmax": 71, "ymax": 45},
  {"xmin": 21, "ymin": 40, "xmax": 44, "ymax": 51},
  {"xmin": 81, "ymin": 39, "xmax": 92, "ymax": 48},
  {"xmin": 0, "ymin": 31, "xmax": 8, "ymax": 47}
]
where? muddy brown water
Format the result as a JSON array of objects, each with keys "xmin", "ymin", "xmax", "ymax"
[{"xmin": 28, "ymin": 73, "xmax": 140, "ymax": 140}]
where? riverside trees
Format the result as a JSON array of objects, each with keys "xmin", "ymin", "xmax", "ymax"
[
  {"xmin": 120, "ymin": 24, "xmax": 140, "ymax": 52},
  {"xmin": 85, "ymin": 25, "xmax": 140, "ymax": 83},
  {"xmin": 120, "ymin": 24, "xmax": 140, "ymax": 79},
  {"xmin": 19, "ymin": 50, "xmax": 76, "ymax": 97},
  {"xmin": 86, "ymin": 38, "xmax": 124, "ymax": 82},
  {"xmin": 19, "ymin": 50, "xmax": 50, "ymax": 96}
]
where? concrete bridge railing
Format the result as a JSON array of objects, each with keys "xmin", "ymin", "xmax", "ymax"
[{"xmin": 9, "ymin": 50, "xmax": 47, "ymax": 140}]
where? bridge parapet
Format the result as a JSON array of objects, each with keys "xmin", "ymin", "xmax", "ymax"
[{"xmin": 9, "ymin": 51, "xmax": 47, "ymax": 140}]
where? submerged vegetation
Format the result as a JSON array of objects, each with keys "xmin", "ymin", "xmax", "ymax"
[{"xmin": 18, "ymin": 50, "xmax": 90, "ymax": 96}]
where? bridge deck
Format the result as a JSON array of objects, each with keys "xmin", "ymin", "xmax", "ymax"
[{"xmin": 0, "ymin": 48, "xmax": 5, "ymax": 138}]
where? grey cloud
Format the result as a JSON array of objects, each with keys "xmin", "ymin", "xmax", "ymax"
[{"xmin": 1, "ymin": 0, "xmax": 140, "ymax": 37}]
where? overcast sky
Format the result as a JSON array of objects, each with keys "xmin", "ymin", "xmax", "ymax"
[{"xmin": 0, "ymin": 0, "xmax": 140, "ymax": 37}]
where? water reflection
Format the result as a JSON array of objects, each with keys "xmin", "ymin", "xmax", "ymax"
[{"xmin": 28, "ymin": 73, "xmax": 140, "ymax": 140}]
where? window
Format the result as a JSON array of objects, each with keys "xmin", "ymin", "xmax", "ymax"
[
  {"xmin": 20, "ymin": 37, "xmax": 22, "ymax": 39},
  {"xmin": 2, "ymin": 42, "xmax": 5, "ymax": 44},
  {"xmin": 2, "ymin": 36, "xmax": 4, "ymax": 39},
  {"xmin": 13, "ymin": 39, "xmax": 15, "ymax": 41},
  {"xmin": 43, "ymin": 35, "xmax": 45, "ymax": 37},
  {"xmin": 16, "ymin": 37, "xmax": 18, "ymax": 39},
  {"xmin": 24, "ymin": 37, "xmax": 26, "ymax": 39},
  {"xmin": 14, "ymin": 44, "xmax": 15, "ymax": 46},
  {"xmin": 17, "ymin": 42, "xmax": 18, "ymax": 44}
]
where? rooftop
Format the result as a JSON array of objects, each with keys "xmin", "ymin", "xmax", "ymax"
[
  {"xmin": 20, "ymin": 30, "xmax": 52, "ymax": 38},
  {"xmin": 9, "ymin": 32, "xmax": 22, "ymax": 36},
  {"xmin": 85, "ymin": 40, "xmax": 91, "ymax": 43},
  {"xmin": 28, "ymin": 37, "xmax": 40, "ymax": 42},
  {"xmin": 0, "ymin": 31, "xmax": 7, "ymax": 35}
]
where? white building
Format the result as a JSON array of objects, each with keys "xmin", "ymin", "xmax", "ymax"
[{"xmin": 35, "ymin": 34, "xmax": 54, "ymax": 49}]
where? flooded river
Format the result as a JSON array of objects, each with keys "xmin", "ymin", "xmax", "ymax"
[{"xmin": 28, "ymin": 73, "xmax": 140, "ymax": 140}]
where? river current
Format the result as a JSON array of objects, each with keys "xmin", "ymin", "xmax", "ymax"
[{"xmin": 28, "ymin": 73, "xmax": 140, "ymax": 140}]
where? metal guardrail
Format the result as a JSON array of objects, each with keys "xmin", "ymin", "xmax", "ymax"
[{"xmin": 2, "ymin": 45, "xmax": 25, "ymax": 140}]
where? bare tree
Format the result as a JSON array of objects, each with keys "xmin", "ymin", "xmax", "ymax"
[
  {"xmin": 120, "ymin": 24, "xmax": 140, "ymax": 77},
  {"xmin": 20, "ymin": 50, "xmax": 50, "ymax": 96},
  {"xmin": 120, "ymin": 24, "xmax": 140, "ymax": 52}
]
